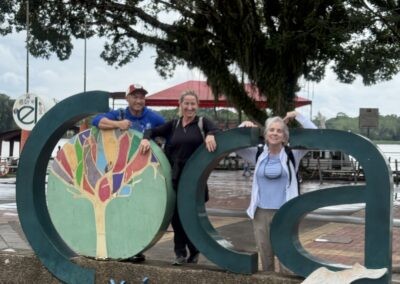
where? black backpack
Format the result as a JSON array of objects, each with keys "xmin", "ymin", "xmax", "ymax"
[{"xmin": 255, "ymin": 144, "xmax": 300, "ymax": 194}]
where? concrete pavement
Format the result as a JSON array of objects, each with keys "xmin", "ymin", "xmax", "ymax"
[{"xmin": 1, "ymin": 172, "xmax": 400, "ymax": 282}]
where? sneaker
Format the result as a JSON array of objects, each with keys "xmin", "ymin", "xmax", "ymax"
[
  {"xmin": 187, "ymin": 252, "xmax": 200, "ymax": 264},
  {"xmin": 122, "ymin": 253, "xmax": 146, "ymax": 263},
  {"xmin": 172, "ymin": 255, "xmax": 186, "ymax": 265},
  {"xmin": 132, "ymin": 253, "xmax": 146, "ymax": 262}
]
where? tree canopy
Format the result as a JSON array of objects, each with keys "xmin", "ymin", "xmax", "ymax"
[
  {"xmin": 0, "ymin": 94, "xmax": 17, "ymax": 132},
  {"xmin": 2, "ymin": 1, "xmax": 400, "ymax": 122},
  {"xmin": 322, "ymin": 113, "xmax": 400, "ymax": 141}
]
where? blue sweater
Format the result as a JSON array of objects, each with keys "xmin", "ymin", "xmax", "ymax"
[{"xmin": 92, "ymin": 106, "xmax": 165, "ymax": 133}]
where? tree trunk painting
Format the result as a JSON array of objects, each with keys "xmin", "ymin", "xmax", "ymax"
[{"xmin": 93, "ymin": 202, "xmax": 107, "ymax": 259}]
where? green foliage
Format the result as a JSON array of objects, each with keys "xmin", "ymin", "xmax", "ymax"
[
  {"xmin": 326, "ymin": 115, "xmax": 359, "ymax": 133},
  {"xmin": 323, "ymin": 113, "xmax": 400, "ymax": 141},
  {"xmin": 0, "ymin": 93, "xmax": 17, "ymax": 132},
  {"xmin": 157, "ymin": 108, "xmax": 179, "ymax": 121},
  {"xmin": 3, "ymin": 1, "xmax": 400, "ymax": 122}
]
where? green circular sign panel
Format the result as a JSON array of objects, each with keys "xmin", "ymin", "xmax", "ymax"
[{"xmin": 47, "ymin": 127, "xmax": 174, "ymax": 259}]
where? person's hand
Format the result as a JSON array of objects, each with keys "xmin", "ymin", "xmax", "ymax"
[
  {"xmin": 283, "ymin": 111, "xmax": 298, "ymax": 123},
  {"xmin": 205, "ymin": 135, "xmax": 217, "ymax": 152},
  {"xmin": 239, "ymin": 121, "xmax": 257, "ymax": 127},
  {"xmin": 138, "ymin": 139, "xmax": 151, "ymax": 154},
  {"xmin": 118, "ymin": 119, "xmax": 132, "ymax": 130}
]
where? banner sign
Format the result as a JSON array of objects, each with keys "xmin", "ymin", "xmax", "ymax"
[{"xmin": 12, "ymin": 93, "xmax": 56, "ymax": 130}]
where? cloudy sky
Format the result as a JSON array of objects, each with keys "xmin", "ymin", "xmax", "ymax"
[{"xmin": 1, "ymin": 31, "xmax": 399, "ymax": 119}]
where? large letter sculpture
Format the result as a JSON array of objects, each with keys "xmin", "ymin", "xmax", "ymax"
[
  {"xmin": 16, "ymin": 91, "xmax": 392, "ymax": 283},
  {"xmin": 179, "ymin": 128, "xmax": 392, "ymax": 282},
  {"xmin": 178, "ymin": 127, "xmax": 261, "ymax": 274},
  {"xmin": 16, "ymin": 92, "xmax": 110, "ymax": 283},
  {"xmin": 270, "ymin": 129, "xmax": 392, "ymax": 283},
  {"xmin": 16, "ymin": 92, "xmax": 174, "ymax": 283}
]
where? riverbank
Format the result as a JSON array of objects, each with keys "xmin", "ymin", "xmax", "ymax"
[{"xmin": 374, "ymin": 141, "xmax": 400, "ymax": 145}]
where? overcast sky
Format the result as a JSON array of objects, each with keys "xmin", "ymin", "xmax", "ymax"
[{"xmin": 1, "ymin": 31, "xmax": 399, "ymax": 119}]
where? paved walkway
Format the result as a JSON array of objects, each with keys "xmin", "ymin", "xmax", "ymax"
[{"xmin": 1, "ymin": 172, "xmax": 400, "ymax": 282}]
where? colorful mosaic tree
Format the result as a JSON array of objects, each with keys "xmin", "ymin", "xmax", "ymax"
[{"xmin": 50, "ymin": 128, "xmax": 159, "ymax": 259}]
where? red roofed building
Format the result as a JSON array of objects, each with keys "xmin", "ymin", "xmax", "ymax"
[
  {"xmin": 145, "ymin": 80, "xmax": 311, "ymax": 108},
  {"xmin": 111, "ymin": 80, "xmax": 311, "ymax": 109}
]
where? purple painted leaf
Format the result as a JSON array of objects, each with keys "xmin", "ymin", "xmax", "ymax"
[
  {"xmin": 78, "ymin": 129, "xmax": 91, "ymax": 145},
  {"xmin": 112, "ymin": 173, "xmax": 123, "ymax": 194}
]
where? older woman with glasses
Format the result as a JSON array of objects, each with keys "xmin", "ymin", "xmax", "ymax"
[{"xmin": 237, "ymin": 110, "xmax": 317, "ymax": 273}]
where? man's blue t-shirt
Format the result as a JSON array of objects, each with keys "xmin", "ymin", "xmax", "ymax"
[{"xmin": 92, "ymin": 106, "xmax": 165, "ymax": 132}]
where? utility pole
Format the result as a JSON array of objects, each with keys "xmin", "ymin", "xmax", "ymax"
[
  {"xmin": 26, "ymin": 0, "xmax": 30, "ymax": 94},
  {"xmin": 21, "ymin": 0, "xmax": 31, "ymax": 153},
  {"xmin": 79, "ymin": 16, "xmax": 89, "ymax": 132},
  {"xmin": 84, "ymin": 17, "xmax": 87, "ymax": 93}
]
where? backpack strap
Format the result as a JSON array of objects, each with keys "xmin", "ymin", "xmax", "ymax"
[
  {"xmin": 284, "ymin": 146, "xmax": 295, "ymax": 186},
  {"xmin": 285, "ymin": 146, "xmax": 296, "ymax": 169},
  {"xmin": 175, "ymin": 117, "xmax": 205, "ymax": 139},
  {"xmin": 198, "ymin": 116, "xmax": 205, "ymax": 139},
  {"xmin": 284, "ymin": 145, "xmax": 300, "ymax": 194},
  {"xmin": 117, "ymin": 108, "xmax": 125, "ymax": 120},
  {"xmin": 255, "ymin": 144, "xmax": 264, "ymax": 163},
  {"xmin": 175, "ymin": 118, "xmax": 180, "ymax": 131}
]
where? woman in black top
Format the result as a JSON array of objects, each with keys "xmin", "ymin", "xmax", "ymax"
[{"xmin": 139, "ymin": 90, "xmax": 218, "ymax": 265}]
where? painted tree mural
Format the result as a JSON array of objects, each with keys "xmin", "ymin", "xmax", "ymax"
[{"xmin": 50, "ymin": 128, "xmax": 159, "ymax": 259}]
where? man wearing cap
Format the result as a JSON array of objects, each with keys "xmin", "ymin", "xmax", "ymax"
[
  {"xmin": 92, "ymin": 84, "xmax": 165, "ymax": 132},
  {"xmin": 92, "ymin": 84, "xmax": 165, "ymax": 263}
]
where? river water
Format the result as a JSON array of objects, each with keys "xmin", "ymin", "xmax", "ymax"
[{"xmin": 378, "ymin": 144, "xmax": 400, "ymax": 170}]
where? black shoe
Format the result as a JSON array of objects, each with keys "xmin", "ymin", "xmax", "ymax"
[
  {"xmin": 187, "ymin": 252, "xmax": 199, "ymax": 264},
  {"xmin": 122, "ymin": 253, "xmax": 146, "ymax": 263},
  {"xmin": 172, "ymin": 255, "xmax": 186, "ymax": 265}
]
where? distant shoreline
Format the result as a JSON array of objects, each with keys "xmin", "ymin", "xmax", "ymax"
[{"xmin": 374, "ymin": 140, "xmax": 400, "ymax": 145}]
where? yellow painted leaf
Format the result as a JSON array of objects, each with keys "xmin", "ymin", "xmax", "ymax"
[
  {"xmin": 63, "ymin": 143, "xmax": 78, "ymax": 174},
  {"xmin": 101, "ymin": 130, "xmax": 118, "ymax": 169}
]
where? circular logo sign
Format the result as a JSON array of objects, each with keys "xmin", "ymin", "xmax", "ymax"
[
  {"xmin": 12, "ymin": 93, "xmax": 56, "ymax": 130},
  {"xmin": 47, "ymin": 127, "xmax": 173, "ymax": 259}
]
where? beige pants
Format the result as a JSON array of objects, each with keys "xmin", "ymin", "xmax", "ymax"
[{"xmin": 253, "ymin": 208, "xmax": 291, "ymax": 273}]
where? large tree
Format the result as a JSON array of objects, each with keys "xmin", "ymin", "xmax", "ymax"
[
  {"xmin": 0, "ymin": 94, "xmax": 17, "ymax": 132},
  {"xmin": 2, "ymin": 1, "xmax": 400, "ymax": 122}
]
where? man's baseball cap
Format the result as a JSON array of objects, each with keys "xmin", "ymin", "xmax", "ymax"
[{"xmin": 126, "ymin": 84, "xmax": 148, "ymax": 96}]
